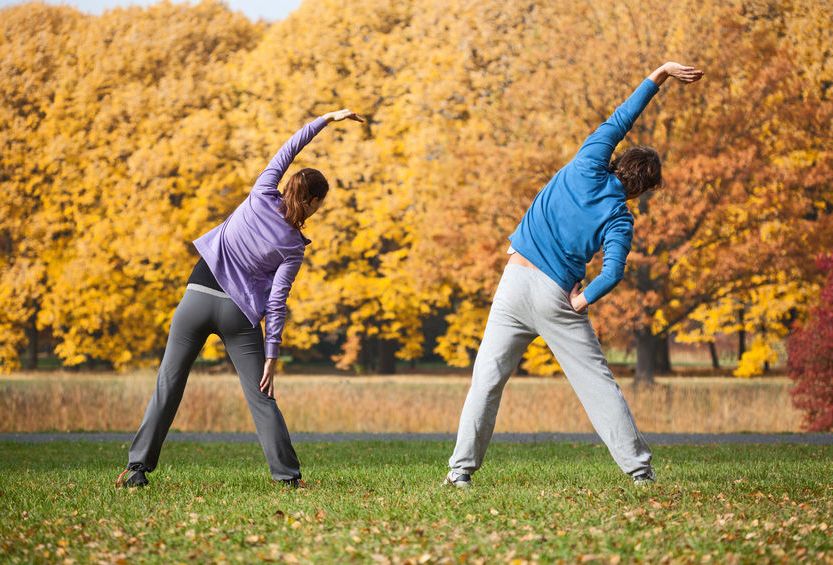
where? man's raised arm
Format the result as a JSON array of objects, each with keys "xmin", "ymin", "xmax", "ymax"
[{"xmin": 575, "ymin": 62, "xmax": 704, "ymax": 166}]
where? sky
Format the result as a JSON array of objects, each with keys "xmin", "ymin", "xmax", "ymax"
[{"xmin": 0, "ymin": 0, "xmax": 303, "ymax": 21}]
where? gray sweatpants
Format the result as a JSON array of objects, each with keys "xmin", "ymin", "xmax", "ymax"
[
  {"xmin": 128, "ymin": 287, "xmax": 300, "ymax": 480},
  {"xmin": 449, "ymin": 264, "xmax": 652, "ymax": 477}
]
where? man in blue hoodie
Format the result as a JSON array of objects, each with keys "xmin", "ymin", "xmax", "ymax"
[{"xmin": 444, "ymin": 62, "xmax": 704, "ymax": 488}]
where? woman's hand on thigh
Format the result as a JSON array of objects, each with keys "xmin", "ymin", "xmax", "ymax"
[{"xmin": 260, "ymin": 358, "xmax": 278, "ymax": 398}]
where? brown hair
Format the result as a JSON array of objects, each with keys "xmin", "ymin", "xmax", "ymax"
[
  {"xmin": 609, "ymin": 146, "xmax": 663, "ymax": 200},
  {"xmin": 280, "ymin": 168, "xmax": 329, "ymax": 230}
]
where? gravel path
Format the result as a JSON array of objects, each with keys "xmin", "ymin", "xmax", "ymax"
[{"xmin": 1, "ymin": 432, "xmax": 832, "ymax": 445}]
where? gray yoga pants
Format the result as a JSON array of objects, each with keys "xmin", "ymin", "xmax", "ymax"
[
  {"xmin": 449, "ymin": 264, "xmax": 652, "ymax": 477},
  {"xmin": 128, "ymin": 287, "xmax": 300, "ymax": 480}
]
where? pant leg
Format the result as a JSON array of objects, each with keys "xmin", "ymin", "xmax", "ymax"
[
  {"xmin": 216, "ymin": 297, "xmax": 301, "ymax": 481},
  {"xmin": 129, "ymin": 290, "xmax": 213, "ymax": 471},
  {"xmin": 529, "ymin": 271, "xmax": 652, "ymax": 476},
  {"xmin": 449, "ymin": 265, "xmax": 537, "ymax": 474}
]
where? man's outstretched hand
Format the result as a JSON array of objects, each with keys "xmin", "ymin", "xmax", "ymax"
[
  {"xmin": 649, "ymin": 62, "xmax": 704, "ymax": 87},
  {"xmin": 663, "ymin": 62, "xmax": 704, "ymax": 84}
]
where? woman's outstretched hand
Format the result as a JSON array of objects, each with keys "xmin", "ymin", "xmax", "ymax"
[
  {"xmin": 662, "ymin": 62, "xmax": 704, "ymax": 84},
  {"xmin": 323, "ymin": 109, "xmax": 365, "ymax": 123},
  {"xmin": 260, "ymin": 358, "xmax": 278, "ymax": 398}
]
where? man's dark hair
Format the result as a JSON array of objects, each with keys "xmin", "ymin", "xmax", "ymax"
[{"xmin": 609, "ymin": 146, "xmax": 662, "ymax": 199}]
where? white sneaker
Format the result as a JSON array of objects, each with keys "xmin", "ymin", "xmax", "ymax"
[
  {"xmin": 632, "ymin": 468, "xmax": 656, "ymax": 486},
  {"xmin": 443, "ymin": 470, "xmax": 472, "ymax": 489}
]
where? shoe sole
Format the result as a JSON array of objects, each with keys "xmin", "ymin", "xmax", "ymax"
[{"xmin": 442, "ymin": 477, "xmax": 472, "ymax": 489}]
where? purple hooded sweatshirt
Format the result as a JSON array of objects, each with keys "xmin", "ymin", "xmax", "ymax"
[{"xmin": 194, "ymin": 117, "xmax": 328, "ymax": 358}]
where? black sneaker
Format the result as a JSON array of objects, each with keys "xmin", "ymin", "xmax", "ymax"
[
  {"xmin": 632, "ymin": 468, "xmax": 656, "ymax": 486},
  {"xmin": 278, "ymin": 478, "xmax": 307, "ymax": 489},
  {"xmin": 443, "ymin": 470, "xmax": 472, "ymax": 489},
  {"xmin": 116, "ymin": 463, "xmax": 150, "ymax": 488}
]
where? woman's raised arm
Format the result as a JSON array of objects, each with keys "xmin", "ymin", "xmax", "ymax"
[{"xmin": 253, "ymin": 109, "xmax": 364, "ymax": 195}]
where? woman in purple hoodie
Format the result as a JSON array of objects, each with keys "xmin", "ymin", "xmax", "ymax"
[{"xmin": 117, "ymin": 109, "xmax": 364, "ymax": 488}]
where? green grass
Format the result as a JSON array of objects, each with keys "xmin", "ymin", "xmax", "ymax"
[{"xmin": 1, "ymin": 441, "xmax": 831, "ymax": 563}]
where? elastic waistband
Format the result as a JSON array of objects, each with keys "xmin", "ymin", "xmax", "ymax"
[
  {"xmin": 504, "ymin": 263, "xmax": 570, "ymax": 298},
  {"xmin": 186, "ymin": 283, "xmax": 231, "ymax": 299}
]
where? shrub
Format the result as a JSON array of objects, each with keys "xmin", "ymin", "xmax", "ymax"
[{"xmin": 788, "ymin": 254, "xmax": 833, "ymax": 431}]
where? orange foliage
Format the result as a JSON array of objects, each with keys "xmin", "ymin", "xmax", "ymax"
[{"xmin": 0, "ymin": 0, "xmax": 830, "ymax": 374}]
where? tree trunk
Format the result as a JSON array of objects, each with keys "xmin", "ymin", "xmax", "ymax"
[
  {"xmin": 635, "ymin": 329, "xmax": 658, "ymax": 385},
  {"xmin": 709, "ymin": 341, "xmax": 720, "ymax": 369},
  {"xmin": 737, "ymin": 306, "xmax": 746, "ymax": 360},
  {"xmin": 654, "ymin": 335, "xmax": 671, "ymax": 374},
  {"xmin": 633, "ymin": 194, "xmax": 658, "ymax": 385},
  {"xmin": 761, "ymin": 325, "xmax": 770, "ymax": 374},
  {"xmin": 22, "ymin": 313, "xmax": 38, "ymax": 370},
  {"xmin": 516, "ymin": 359, "xmax": 528, "ymax": 376},
  {"xmin": 377, "ymin": 339, "xmax": 397, "ymax": 374},
  {"xmin": 358, "ymin": 336, "xmax": 373, "ymax": 374}
]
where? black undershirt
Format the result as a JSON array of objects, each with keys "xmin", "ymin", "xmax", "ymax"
[{"xmin": 186, "ymin": 257, "xmax": 223, "ymax": 292}]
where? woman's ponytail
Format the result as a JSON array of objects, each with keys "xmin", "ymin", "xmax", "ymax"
[{"xmin": 280, "ymin": 168, "xmax": 329, "ymax": 230}]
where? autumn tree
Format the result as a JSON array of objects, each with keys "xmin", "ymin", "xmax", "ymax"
[
  {"xmin": 411, "ymin": 0, "xmax": 833, "ymax": 383},
  {"xmin": 1, "ymin": 0, "xmax": 830, "ymax": 379},
  {"xmin": 675, "ymin": 279, "xmax": 819, "ymax": 377},
  {"xmin": 0, "ymin": 1, "xmax": 262, "ymax": 369},
  {"xmin": 788, "ymin": 254, "xmax": 833, "ymax": 431},
  {"xmin": 233, "ymin": 0, "xmax": 443, "ymax": 373},
  {"xmin": 0, "ymin": 4, "xmax": 85, "ymax": 370}
]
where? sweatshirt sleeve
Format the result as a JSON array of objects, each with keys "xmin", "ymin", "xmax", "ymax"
[
  {"xmin": 253, "ymin": 117, "xmax": 328, "ymax": 195},
  {"xmin": 575, "ymin": 79, "xmax": 660, "ymax": 167},
  {"xmin": 264, "ymin": 250, "xmax": 304, "ymax": 359},
  {"xmin": 583, "ymin": 213, "xmax": 634, "ymax": 304}
]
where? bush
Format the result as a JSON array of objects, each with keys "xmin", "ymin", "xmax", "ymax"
[{"xmin": 788, "ymin": 254, "xmax": 833, "ymax": 431}]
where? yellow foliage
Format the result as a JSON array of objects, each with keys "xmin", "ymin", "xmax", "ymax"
[
  {"xmin": 521, "ymin": 337, "xmax": 562, "ymax": 377},
  {"xmin": 1, "ymin": 0, "xmax": 831, "ymax": 373},
  {"xmin": 676, "ymin": 278, "xmax": 818, "ymax": 347},
  {"xmin": 651, "ymin": 309, "xmax": 669, "ymax": 335},
  {"xmin": 201, "ymin": 335, "xmax": 226, "ymax": 362},
  {"xmin": 734, "ymin": 337, "xmax": 779, "ymax": 378},
  {"xmin": 434, "ymin": 301, "xmax": 489, "ymax": 368}
]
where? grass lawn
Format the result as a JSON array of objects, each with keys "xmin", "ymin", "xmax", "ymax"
[{"xmin": 1, "ymin": 441, "xmax": 831, "ymax": 563}]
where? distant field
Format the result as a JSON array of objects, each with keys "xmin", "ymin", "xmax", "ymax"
[
  {"xmin": 1, "ymin": 440, "xmax": 830, "ymax": 563},
  {"xmin": 0, "ymin": 372, "xmax": 802, "ymax": 434}
]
